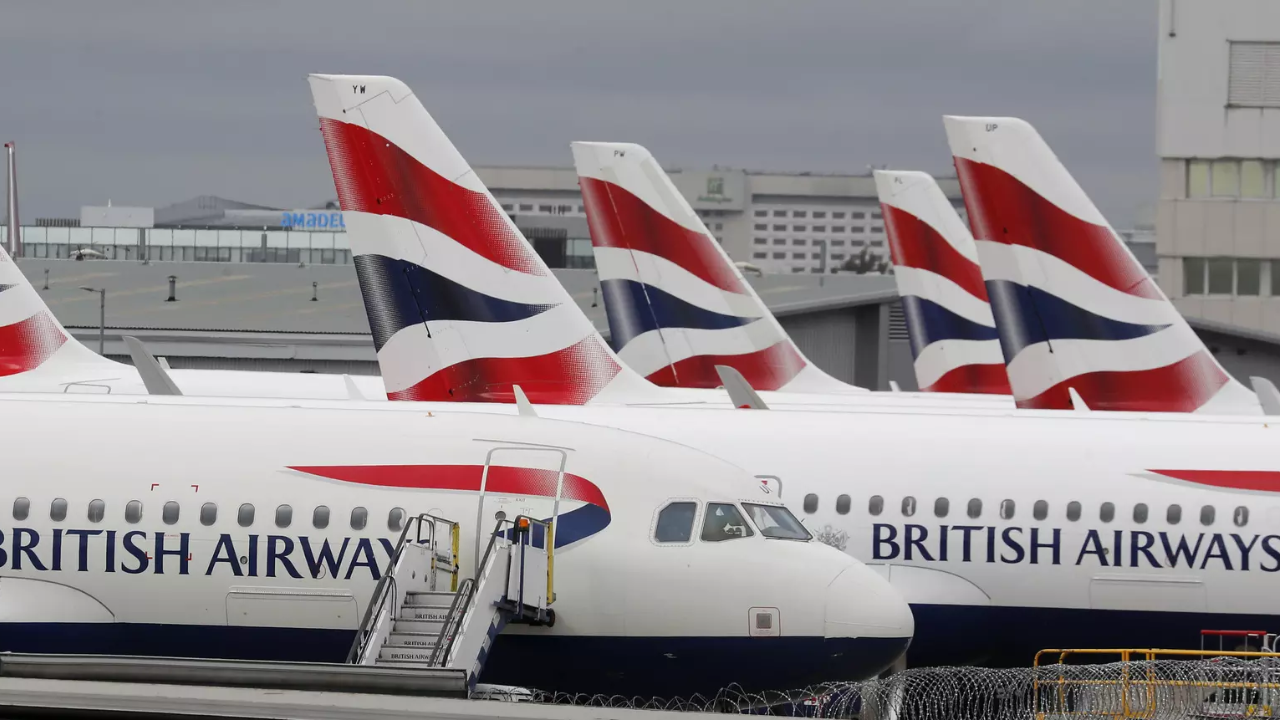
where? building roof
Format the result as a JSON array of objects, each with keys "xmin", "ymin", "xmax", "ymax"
[{"xmin": 18, "ymin": 259, "xmax": 899, "ymax": 338}]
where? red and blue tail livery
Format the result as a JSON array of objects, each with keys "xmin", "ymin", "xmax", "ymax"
[
  {"xmin": 310, "ymin": 75, "xmax": 646, "ymax": 405},
  {"xmin": 572, "ymin": 141, "xmax": 860, "ymax": 394},
  {"xmin": 944, "ymin": 116, "xmax": 1259, "ymax": 414},
  {"xmin": 0, "ymin": 245, "xmax": 105, "ymax": 379},
  {"xmin": 875, "ymin": 171, "xmax": 1011, "ymax": 396}
]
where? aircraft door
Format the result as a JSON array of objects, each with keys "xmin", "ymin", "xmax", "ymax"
[{"xmin": 475, "ymin": 447, "xmax": 567, "ymax": 576}]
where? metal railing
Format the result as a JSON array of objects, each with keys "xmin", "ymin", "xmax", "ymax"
[
  {"xmin": 428, "ymin": 517, "xmax": 508, "ymax": 667},
  {"xmin": 346, "ymin": 513, "xmax": 456, "ymax": 665},
  {"xmin": 1033, "ymin": 648, "xmax": 1280, "ymax": 720}
]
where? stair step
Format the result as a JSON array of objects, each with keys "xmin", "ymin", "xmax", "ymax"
[
  {"xmin": 375, "ymin": 658, "xmax": 437, "ymax": 669},
  {"xmin": 404, "ymin": 591, "xmax": 456, "ymax": 608},
  {"xmin": 380, "ymin": 645, "xmax": 441, "ymax": 663},
  {"xmin": 386, "ymin": 631, "xmax": 440, "ymax": 648},
  {"xmin": 399, "ymin": 606, "xmax": 451, "ymax": 623},
  {"xmin": 393, "ymin": 618, "xmax": 446, "ymax": 634}
]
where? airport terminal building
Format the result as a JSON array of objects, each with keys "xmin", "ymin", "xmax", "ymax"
[{"xmin": 7, "ymin": 166, "xmax": 968, "ymax": 276}]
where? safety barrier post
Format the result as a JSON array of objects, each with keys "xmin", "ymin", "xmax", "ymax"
[
  {"xmin": 546, "ymin": 520, "xmax": 555, "ymax": 604},
  {"xmin": 451, "ymin": 523, "xmax": 460, "ymax": 592}
]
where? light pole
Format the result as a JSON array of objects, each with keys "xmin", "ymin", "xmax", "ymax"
[{"xmin": 79, "ymin": 286, "xmax": 105, "ymax": 355}]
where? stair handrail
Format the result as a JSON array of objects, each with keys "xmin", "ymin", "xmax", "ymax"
[
  {"xmin": 346, "ymin": 513, "xmax": 446, "ymax": 664},
  {"xmin": 430, "ymin": 517, "xmax": 510, "ymax": 667}
]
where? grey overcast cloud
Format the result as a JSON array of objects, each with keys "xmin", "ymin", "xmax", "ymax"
[{"xmin": 0, "ymin": 1, "xmax": 1156, "ymax": 223}]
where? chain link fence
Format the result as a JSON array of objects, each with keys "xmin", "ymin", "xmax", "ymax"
[{"xmin": 500, "ymin": 657, "xmax": 1280, "ymax": 718}]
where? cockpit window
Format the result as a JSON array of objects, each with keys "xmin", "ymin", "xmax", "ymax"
[
  {"xmin": 702, "ymin": 503, "xmax": 754, "ymax": 542},
  {"xmin": 743, "ymin": 503, "xmax": 812, "ymax": 541},
  {"xmin": 654, "ymin": 502, "xmax": 697, "ymax": 544}
]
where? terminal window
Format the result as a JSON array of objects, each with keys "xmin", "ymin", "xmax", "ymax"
[{"xmin": 1229, "ymin": 42, "xmax": 1280, "ymax": 108}]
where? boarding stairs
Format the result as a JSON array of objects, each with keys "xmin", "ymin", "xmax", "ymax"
[{"xmin": 347, "ymin": 514, "xmax": 555, "ymax": 692}]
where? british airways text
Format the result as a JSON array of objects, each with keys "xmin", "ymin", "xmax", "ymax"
[
  {"xmin": 873, "ymin": 523, "xmax": 1280, "ymax": 571},
  {"xmin": 0, "ymin": 529, "xmax": 395, "ymax": 579}
]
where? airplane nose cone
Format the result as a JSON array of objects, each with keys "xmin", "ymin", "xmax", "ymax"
[
  {"xmin": 814, "ymin": 563, "xmax": 913, "ymax": 679},
  {"xmin": 826, "ymin": 564, "xmax": 915, "ymax": 640}
]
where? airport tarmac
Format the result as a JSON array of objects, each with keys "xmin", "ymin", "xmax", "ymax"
[{"xmin": 0, "ymin": 677, "xmax": 724, "ymax": 720}]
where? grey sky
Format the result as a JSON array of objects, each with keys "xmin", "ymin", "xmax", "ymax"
[{"xmin": 0, "ymin": 1, "xmax": 1156, "ymax": 224}]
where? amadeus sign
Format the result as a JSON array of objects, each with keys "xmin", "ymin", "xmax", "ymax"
[
  {"xmin": 676, "ymin": 170, "xmax": 746, "ymax": 212},
  {"xmin": 280, "ymin": 211, "xmax": 346, "ymax": 229}
]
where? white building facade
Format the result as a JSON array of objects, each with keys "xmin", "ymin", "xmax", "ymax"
[{"xmin": 1157, "ymin": 0, "xmax": 1280, "ymax": 332}]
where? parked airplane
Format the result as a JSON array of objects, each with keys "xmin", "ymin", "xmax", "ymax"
[
  {"xmin": 874, "ymin": 170, "xmax": 1011, "ymax": 397},
  {"xmin": 570, "ymin": 140, "xmax": 1011, "ymax": 408},
  {"xmin": 944, "ymin": 115, "xmax": 1260, "ymax": 415},
  {"xmin": 0, "ymin": 392, "xmax": 911, "ymax": 695},
  {"xmin": 0, "ymin": 248, "xmax": 386, "ymax": 399},
  {"xmin": 307, "ymin": 74, "xmax": 1280, "ymax": 667}
]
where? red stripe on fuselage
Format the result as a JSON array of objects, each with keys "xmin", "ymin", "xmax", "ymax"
[
  {"xmin": 1147, "ymin": 469, "xmax": 1280, "ymax": 494},
  {"xmin": 318, "ymin": 118, "xmax": 545, "ymax": 276},
  {"xmin": 920, "ymin": 362, "xmax": 1011, "ymax": 396},
  {"xmin": 386, "ymin": 336, "xmax": 620, "ymax": 405},
  {"xmin": 289, "ymin": 464, "xmax": 609, "ymax": 512},
  {"xmin": 882, "ymin": 203, "xmax": 989, "ymax": 301},
  {"xmin": 953, "ymin": 157, "xmax": 1161, "ymax": 300},
  {"xmin": 0, "ymin": 312, "xmax": 67, "ymax": 376},
  {"xmin": 646, "ymin": 342, "xmax": 805, "ymax": 391},
  {"xmin": 1017, "ymin": 351, "xmax": 1228, "ymax": 412},
  {"xmin": 579, "ymin": 177, "xmax": 748, "ymax": 295}
]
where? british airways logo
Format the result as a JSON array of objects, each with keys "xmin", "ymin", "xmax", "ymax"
[
  {"xmin": 872, "ymin": 524, "xmax": 1280, "ymax": 572},
  {"xmin": 0, "ymin": 528, "xmax": 394, "ymax": 579}
]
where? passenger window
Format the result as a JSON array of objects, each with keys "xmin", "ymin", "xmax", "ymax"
[
  {"xmin": 868, "ymin": 495, "xmax": 884, "ymax": 516},
  {"xmin": 803, "ymin": 494, "xmax": 818, "ymax": 514},
  {"xmin": 1133, "ymin": 503, "xmax": 1149, "ymax": 524},
  {"xmin": 200, "ymin": 502, "xmax": 217, "ymax": 526},
  {"xmin": 276, "ymin": 504, "xmax": 293, "ymax": 529},
  {"xmin": 967, "ymin": 498, "xmax": 982, "ymax": 519},
  {"xmin": 835, "ymin": 495, "xmax": 851, "ymax": 515},
  {"xmin": 238, "ymin": 503, "xmax": 255, "ymax": 527},
  {"xmin": 88, "ymin": 499, "xmax": 105, "ymax": 524},
  {"xmin": 351, "ymin": 506, "xmax": 368, "ymax": 531},
  {"xmin": 934, "ymin": 498, "xmax": 949, "ymax": 518},
  {"xmin": 50, "ymin": 498, "xmax": 67, "ymax": 522},
  {"xmin": 701, "ymin": 503, "xmax": 754, "ymax": 542},
  {"xmin": 163, "ymin": 501, "xmax": 179, "ymax": 525},
  {"xmin": 1167, "ymin": 504, "xmax": 1182, "ymax": 524},
  {"xmin": 1100, "ymin": 502, "xmax": 1115, "ymax": 523},
  {"xmin": 1200, "ymin": 505, "xmax": 1215, "ymax": 526},
  {"xmin": 1234, "ymin": 506, "xmax": 1249, "ymax": 527},
  {"xmin": 12, "ymin": 497, "xmax": 28, "ymax": 521},
  {"xmin": 125, "ymin": 500, "xmax": 142, "ymax": 524},
  {"xmin": 389, "ymin": 507, "xmax": 406, "ymax": 532},
  {"xmin": 654, "ymin": 502, "xmax": 697, "ymax": 543},
  {"xmin": 999, "ymin": 499, "xmax": 1015, "ymax": 520},
  {"xmin": 1033, "ymin": 500, "xmax": 1048, "ymax": 521},
  {"xmin": 313, "ymin": 505, "xmax": 330, "ymax": 529},
  {"xmin": 1066, "ymin": 501, "xmax": 1081, "ymax": 522},
  {"xmin": 901, "ymin": 496, "xmax": 916, "ymax": 517}
]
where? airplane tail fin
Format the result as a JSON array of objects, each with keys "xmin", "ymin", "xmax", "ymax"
[
  {"xmin": 307, "ymin": 74, "xmax": 655, "ymax": 404},
  {"xmin": 572, "ymin": 141, "xmax": 860, "ymax": 393},
  {"xmin": 874, "ymin": 170, "xmax": 1011, "ymax": 395},
  {"xmin": 943, "ymin": 115, "xmax": 1258, "ymax": 414},
  {"xmin": 0, "ymin": 245, "xmax": 114, "ymax": 378}
]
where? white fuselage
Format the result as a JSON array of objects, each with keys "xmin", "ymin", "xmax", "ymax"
[
  {"xmin": 0, "ymin": 394, "xmax": 910, "ymax": 695},
  {"xmin": 56, "ymin": 392, "xmax": 1280, "ymax": 665}
]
